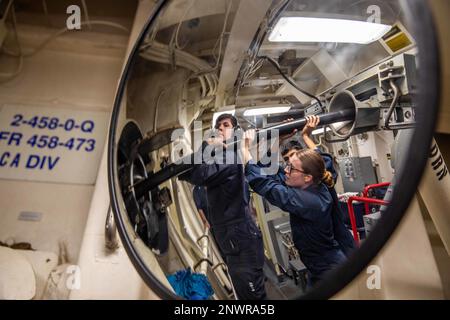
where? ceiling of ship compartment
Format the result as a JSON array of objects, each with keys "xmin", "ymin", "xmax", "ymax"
[{"xmin": 132, "ymin": 0, "xmax": 404, "ymax": 127}]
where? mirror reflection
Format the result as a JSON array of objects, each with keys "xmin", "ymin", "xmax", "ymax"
[{"xmin": 113, "ymin": 0, "xmax": 421, "ymax": 299}]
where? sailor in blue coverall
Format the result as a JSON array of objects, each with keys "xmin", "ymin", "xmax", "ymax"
[
  {"xmin": 242, "ymin": 116, "xmax": 353, "ymax": 287},
  {"xmin": 179, "ymin": 114, "xmax": 266, "ymax": 300}
]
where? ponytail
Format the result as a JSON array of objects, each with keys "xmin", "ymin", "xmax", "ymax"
[{"xmin": 322, "ymin": 170, "xmax": 335, "ymax": 188}]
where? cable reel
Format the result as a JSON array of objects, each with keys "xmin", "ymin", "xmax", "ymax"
[{"xmin": 118, "ymin": 121, "xmax": 171, "ymax": 255}]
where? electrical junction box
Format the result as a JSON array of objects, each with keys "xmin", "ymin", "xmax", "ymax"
[{"xmin": 363, "ymin": 212, "xmax": 381, "ymax": 238}]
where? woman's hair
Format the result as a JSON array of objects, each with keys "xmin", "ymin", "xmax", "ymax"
[{"xmin": 295, "ymin": 149, "xmax": 335, "ymax": 188}]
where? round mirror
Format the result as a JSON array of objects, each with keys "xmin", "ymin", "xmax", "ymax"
[{"xmin": 108, "ymin": 0, "xmax": 440, "ymax": 300}]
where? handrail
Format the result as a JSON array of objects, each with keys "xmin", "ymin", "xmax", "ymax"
[
  {"xmin": 347, "ymin": 196, "xmax": 388, "ymax": 245},
  {"xmin": 362, "ymin": 182, "xmax": 391, "ymax": 214}
]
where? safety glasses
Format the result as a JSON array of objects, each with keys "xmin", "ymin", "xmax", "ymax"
[{"xmin": 284, "ymin": 163, "xmax": 306, "ymax": 175}]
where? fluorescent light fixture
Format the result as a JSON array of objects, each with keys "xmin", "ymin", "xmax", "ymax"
[
  {"xmin": 269, "ymin": 17, "xmax": 391, "ymax": 44},
  {"xmin": 312, "ymin": 127, "xmax": 331, "ymax": 135},
  {"xmin": 244, "ymin": 106, "xmax": 291, "ymax": 117},
  {"xmin": 212, "ymin": 109, "xmax": 235, "ymax": 127}
]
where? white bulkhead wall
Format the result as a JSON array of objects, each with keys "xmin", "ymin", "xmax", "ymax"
[
  {"xmin": 0, "ymin": 0, "xmax": 158, "ymax": 299},
  {"xmin": 0, "ymin": 31, "xmax": 127, "ymax": 265},
  {"xmin": 0, "ymin": 31, "xmax": 127, "ymax": 262}
]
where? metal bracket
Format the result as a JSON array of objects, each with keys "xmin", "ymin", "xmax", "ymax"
[
  {"xmin": 212, "ymin": 262, "xmax": 227, "ymax": 272},
  {"xmin": 196, "ymin": 234, "xmax": 210, "ymax": 245},
  {"xmin": 105, "ymin": 205, "xmax": 119, "ymax": 251},
  {"xmin": 193, "ymin": 258, "xmax": 213, "ymax": 271}
]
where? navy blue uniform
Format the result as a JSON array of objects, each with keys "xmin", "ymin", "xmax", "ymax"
[
  {"xmin": 315, "ymin": 150, "xmax": 356, "ymax": 257},
  {"xmin": 193, "ymin": 186, "xmax": 209, "ymax": 219},
  {"xmin": 180, "ymin": 143, "xmax": 266, "ymax": 300},
  {"xmin": 245, "ymin": 155, "xmax": 347, "ymax": 286}
]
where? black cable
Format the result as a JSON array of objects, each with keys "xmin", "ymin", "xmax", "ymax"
[
  {"xmin": 259, "ymin": 55, "xmax": 323, "ymax": 108},
  {"xmin": 250, "ymin": 0, "xmax": 292, "ymax": 57}
]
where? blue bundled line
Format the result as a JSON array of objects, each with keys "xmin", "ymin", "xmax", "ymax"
[{"xmin": 167, "ymin": 268, "xmax": 214, "ymax": 300}]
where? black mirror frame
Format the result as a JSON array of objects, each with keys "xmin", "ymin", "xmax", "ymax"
[{"xmin": 107, "ymin": 0, "xmax": 440, "ymax": 300}]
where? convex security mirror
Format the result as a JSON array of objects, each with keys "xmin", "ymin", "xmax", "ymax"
[{"xmin": 108, "ymin": 0, "xmax": 440, "ymax": 300}]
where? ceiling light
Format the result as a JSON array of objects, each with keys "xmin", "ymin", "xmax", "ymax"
[
  {"xmin": 244, "ymin": 106, "xmax": 291, "ymax": 117},
  {"xmin": 269, "ymin": 17, "xmax": 391, "ymax": 44}
]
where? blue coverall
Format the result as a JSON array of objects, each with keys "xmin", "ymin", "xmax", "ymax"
[
  {"xmin": 193, "ymin": 186, "xmax": 209, "ymax": 221},
  {"xmin": 245, "ymin": 150, "xmax": 347, "ymax": 286},
  {"xmin": 193, "ymin": 185, "xmax": 225, "ymax": 259},
  {"xmin": 180, "ymin": 142, "xmax": 266, "ymax": 300}
]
